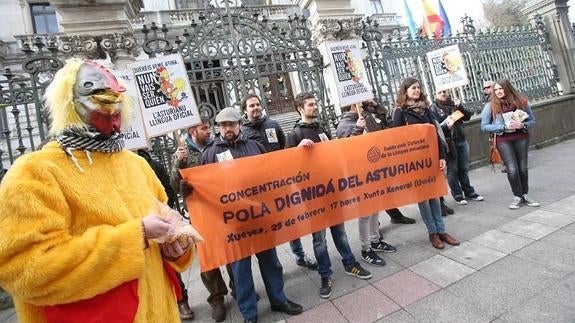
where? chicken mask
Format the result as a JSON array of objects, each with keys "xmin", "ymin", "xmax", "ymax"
[{"xmin": 45, "ymin": 58, "xmax": 133, "ymax": 137}]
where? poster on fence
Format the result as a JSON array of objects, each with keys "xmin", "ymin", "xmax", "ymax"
[
  {"xmin": 115, "ymin": 70, "xmax": 148, "ymax": 150},
  {"xmin": 181, "ymin": 124, "xmax": 447, "ymax": 271},
  {"xmin": 127, "ymin": 54, "xmax": 200, "ymax": 137},
  {"xmin": 326, "ymin": 39, "xmax": 374, "ymax": 107},
  {"xmin": 426, "ymin": 44, "xmax": 469, "ymax": 91}
]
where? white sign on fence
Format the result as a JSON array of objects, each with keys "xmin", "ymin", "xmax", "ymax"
[
  {"xmin": 115, "ymin": 70, "xmax": 148, "ymax": 150},
  {"xmin": 326, "ymin": 39, "xmax": 373, "ymax": 107},
  {"xmin": 127, "ymin": 54, "xmax": 200, "ymax": 137},
  {"xmin": 426, "ymin": 44, "xmax": 469, "ymax": 91}
]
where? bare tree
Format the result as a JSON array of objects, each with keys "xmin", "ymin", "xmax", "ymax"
[{"xmin": 482, "ymin": 0, "xmax": 528, "ymax": 28}]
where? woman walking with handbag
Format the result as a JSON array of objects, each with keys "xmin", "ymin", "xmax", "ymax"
[
  {"xmin": 480, "ymin": 79, "xmax": 540, "ymax": 209},
  {"xmin": 391, "ymin": 77, "xmax": 460, "ymax": 250}
]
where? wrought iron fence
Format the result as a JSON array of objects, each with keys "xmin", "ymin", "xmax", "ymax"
[
  {"xmin": 362, "ymin": 14, "xmax": 559, "ymax": 115},
  {"xmin": 0, "ymin": 10, "xmax": 564, "ymax": 177}
]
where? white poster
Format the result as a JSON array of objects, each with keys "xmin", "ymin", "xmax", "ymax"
[
  {"xmin": 115, "ymin": 70, "xmax": 149, "ymax": 150},
  {"xmin": 326, "ymin": 39, "xmax": 373, "ymax": 107},
  {"xmin": 426, "ymin": 44, "xmax": 469, "ymax": 91},
  {"xmin": 127, "ymin": 54, "xmax": 200, "ymax": 137}
]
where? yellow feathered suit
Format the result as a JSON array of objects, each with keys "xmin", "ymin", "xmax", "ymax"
[{"xmin": 0, "ymin": 59, "xmax": 192, "ymax": 322}]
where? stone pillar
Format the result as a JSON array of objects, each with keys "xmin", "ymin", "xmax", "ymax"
[
  {"xmin": 523, "ymin": 0, "xmax": 575, "ymax": 94},
  {"xmin": 51, "ymin": 0, "xmax": 143, "ymax": 35},
  {"xmin": 295, "ymin": 0, "xmax": 363, "ymax": 113}
]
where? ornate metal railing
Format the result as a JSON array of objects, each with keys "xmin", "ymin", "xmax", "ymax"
[
  {"xmin": 370, "ymin": 13, "xmax": 402, "ymax": 29},
  {"xmin": 362, "ymin": 14, "xmax": 559, "ymax": 114},
  {"xmin": 133, "ymin": 4, "xmax": 302, "ymax": 28}
]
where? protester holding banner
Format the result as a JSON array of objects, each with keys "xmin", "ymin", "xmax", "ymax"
[
  {"xmin": 430, "ymin": 90, "xmax": 484, "ymax": 206},
  {"xmin": 202, "ymin": 107, "xmax": 302, "ymax": 323},
  {"xmin": 171, "ymin": 116, "xmax": 213, "ymax": 198},
  {"xmin": 336, "ymin": 103, "xmax": 397, "ymax": 267},
  {"xmin": 240, "ymin": 94, "xmax": 318, "ymax": 271},
  {"xmin": 480, "ymin": 79, "xmax": 540, "ymax": 210},
  {"xmin": 240, "ymin": 94, "xmax": 286, "ymax": 153},
  {"xmin": 286, "ymin": 92, "xmax": 372, "ymax": 299},
  {"xmin": 358, "ymin": 100, "xmax": 416, "ymax": 225},
  {"xmin": 391, "ymin": 77, "xmax": 460, "ymax": 250},
  {"xmin": 170, "ymin": 117, "xmax": 233, "ymax": 322}
]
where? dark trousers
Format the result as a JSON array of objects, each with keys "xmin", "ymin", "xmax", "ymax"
[
  {"xmin": 200, "ymin": 264, "xmax": 234, "ymax": 306},
  {"xmin": 231, "ymin": 248, "xmax": 287, "ymax": 321},
  {"xmin": 498, "ymin": 138, "xmax": 530, "ymax": 197},
  {"xmin": 176, "ymin": 272, "xmax": 188, "ymax": 303}
]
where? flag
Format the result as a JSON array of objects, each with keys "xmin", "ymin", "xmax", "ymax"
[
  {"xmin": 438, "ymin": 0, "xmax": 451, "ymax": 36},
  {"xmin": 403, "ymin": 0, "xmax": 418, "ymax": 40},
  {"xmin": 422, "ymin": 0, "xmax": 445, "ymax": 39}
]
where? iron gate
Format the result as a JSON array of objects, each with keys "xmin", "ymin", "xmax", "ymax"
[{"xmin": 361, "ymin": 15, "xmax": 559, "ymax": 114}]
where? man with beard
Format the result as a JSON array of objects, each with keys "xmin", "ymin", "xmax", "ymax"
[
  {"xmin": 286, "ymin": 92, "xmax": 372, "ymax": 300},
  {"xmin": 483, "ymin": 80, "xmax": 495, "ymax": 103},
  {"xmin": 431, "ymin": 89, "xmax": 484, "ymax": 206},
  {"xmin": 240, "ymin": 94, "xmax": 317, "ymax": 271},
  {"xmin": 202, "ymin": 107, "xmax": 303, "ymax": 323},
  {"xmin": 171, "ymin": 116, "xmax": 232, "ymax": 322}
]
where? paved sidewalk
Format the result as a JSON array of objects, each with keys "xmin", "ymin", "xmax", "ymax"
[{"xmin": 2, "ymin": 138, "xmax": 575, "ymax": 323}]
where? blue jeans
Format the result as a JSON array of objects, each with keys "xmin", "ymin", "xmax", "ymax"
[
  {"xmin": 230, "ymin": 248, "xmax": 287, "ymax": 321},
  {"xmin": 289, "ymin": 238, "xmax": 305, "ymax": 261},
  {"xmin": 418, "ymin": 198, "xmax": 445, "ymax": 234},
  {"xmin": 447, "ymin": 141, "xmax": 476, "ymax": 199},
  {"xmin": 498, "ymin": 137, "xmax": 529, "ymax": 197},
  {"xmin": 312, "ymin": 223, "xmax": 356, "ymax": 279}
]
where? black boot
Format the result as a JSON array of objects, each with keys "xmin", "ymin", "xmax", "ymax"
[
  {"xmin": 387, "ymin": 208, "xmax": 416, "ymax": 224},
  {"xmin": 440, "ymin": 197, "xmax": 454, "ymax": 216}
]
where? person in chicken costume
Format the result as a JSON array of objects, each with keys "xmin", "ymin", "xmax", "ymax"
[{"xmin": 0, "ymin": 58, "xmax": 199, "ymax": 323}]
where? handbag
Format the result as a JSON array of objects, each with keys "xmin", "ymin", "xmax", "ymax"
[{"xmin": 489, "ymin": 134, "xmax": 503, "ymax": 165}]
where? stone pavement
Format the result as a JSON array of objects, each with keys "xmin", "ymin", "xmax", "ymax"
[{"xmin": 2, "ymin": 138, "xmax": 575, "ymax": 323}]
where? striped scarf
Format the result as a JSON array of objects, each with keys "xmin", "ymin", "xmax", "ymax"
[{"xmin": 56, "ymin": 128, "xmax": 125, "ymax": 171}]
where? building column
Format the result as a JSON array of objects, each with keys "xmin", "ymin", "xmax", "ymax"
[
  {"xmin": 50, "ymin": 0, "xmax": 143, "ymax": 35},
  {"xmin": 523, "ymin": 0, "xmax": 575, "ymax": 94}
]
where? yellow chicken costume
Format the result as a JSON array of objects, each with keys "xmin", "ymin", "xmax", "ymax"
[{"xmin": 0, "ymin": 59, "xmax": 193, "ymax": 322}]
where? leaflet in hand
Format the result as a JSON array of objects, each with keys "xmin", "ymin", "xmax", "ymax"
[
  {"xmin": 502, "ymin": 110, "xmax": 529, "ymax": 127},
  {"xmin": 440, "ymin": 110, "xmax": 465, "ymax": 127}
]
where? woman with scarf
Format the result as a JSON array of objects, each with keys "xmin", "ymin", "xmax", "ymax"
[
  {"xmin": 480, "ymin": 79, "xmax": 539, "ymax": 209},
  {"xmin": 391, "ymin": 77, "xmax": 460, "ymax": 250}
]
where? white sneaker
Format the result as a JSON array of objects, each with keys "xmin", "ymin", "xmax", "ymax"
[
  {"xmin": 509, "ymin": 196, "xmax": 523, "ymax": 210},
  {"xmin": 467, "ymin": 193, "xmax": 484, "ymax": 201},
  {"xmin": 454, "ymin": 197, "xmax": 468, "ymax": 205},
  {"xmin": 522, "ymin": 195, "xmax": 541, "ymax": 207}
]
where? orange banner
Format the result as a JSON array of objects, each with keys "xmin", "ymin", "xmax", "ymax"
[{"xmin": 181, "ymin": 124, "xmax": 447, "ymax": 271}]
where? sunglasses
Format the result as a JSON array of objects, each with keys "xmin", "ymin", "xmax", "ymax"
[{"xmin": 484, "ymin": 86, "xmax": 492, "ymax": 90}]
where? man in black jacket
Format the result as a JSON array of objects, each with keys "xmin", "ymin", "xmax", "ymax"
[
  {"xmin": 286, "ymin": 92, "xmax": 372, "ymax": 300},
  {"xmin": 431, "ymin": 90, "xmax": 484, "ymax": 205},
  {"xmin": 240, "ymin": 94, "xmax": 286, "ymax": 152},
  {"xmin": 203, "ymin": 107, "xmax": 302, "ymax": 323},
  {"xmin": 240, "ymin": 94, "xmax": 317, "ymax": 271}
]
